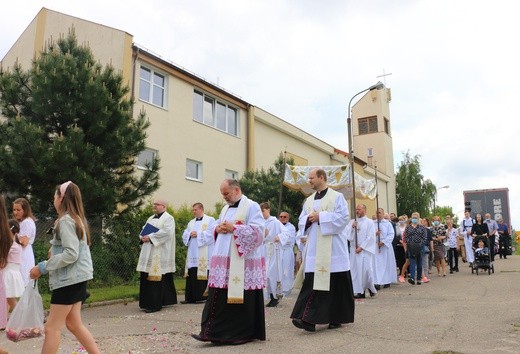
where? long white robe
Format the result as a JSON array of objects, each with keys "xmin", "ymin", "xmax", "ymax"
[
  {"xmin": 345, "ymin": 216, "xmax": 377, "ymax": 295},
  {"xmin": 182, "ymin": 214, "xmax": 216, "ymax": 271},
  {"xmin": 136, "ymin": 211, "xmax": 176, "ymax": 274},
  {"xmin": 264, "ymin": 216, "xmax": 289, "ymax": 298},
  {"xmin": 373, "ymin": 219, "xmax": 397, "ymax": 285},
  {"xmin": 460, "ymin": 217, "xmax": 475, "ymax": 263},
  {"xmin": 298, "ymin": 190, "xmax": 350, "ymax": 274},
  {"xmin": 207, "ymin": 195, "xmax": 265, "ymax": 290},
  {"xmin": 280, "ymin": 222, "xmax": 296, "ymax": 295}
]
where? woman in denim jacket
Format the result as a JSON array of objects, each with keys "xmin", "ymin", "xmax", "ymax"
[{"xmin": 30, "ymin": 181, "xmax": 99, "ymax": 354}]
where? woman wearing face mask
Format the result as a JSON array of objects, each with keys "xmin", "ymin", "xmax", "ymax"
[
  {"xmin": 431, "ymin": 216, "xmax": 447, "ymax": 276},
  {"xmin": 404, "ymin": 212, "xmax": 427, "ymax": 285},
  {"xmin": 420, "ymin": 218, "xmax": 433, "ymax": 283}
]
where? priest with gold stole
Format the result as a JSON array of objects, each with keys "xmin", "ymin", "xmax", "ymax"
[
  {"xmin": 192, "ymin": 179, "xmax": 266, "ymax": 345},
  {"xmin": 181, "ymin": 202, "xmax": 215, "ymax": 304},
  {"xmin": 291, "ymin": 168, "xmax": 355, "ymax": 331},
  {"xmin": 136, "ymin": 199, "xmax": 178, "ymax": 313}
]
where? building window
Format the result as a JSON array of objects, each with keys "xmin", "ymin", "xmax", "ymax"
[
  {"xmin": 384, "ymin": 117, "xmax": 390, "ymax": 135},
  {"xmin": 139, "ymin": 66, "xmax": 166, "ymax": 107},
  {"xmin": 193, "ymin": 90, "xmax": 239, "ymax": 136},
  {"xmin": 358, "ymin": 116, "xmax": 378, "ymax": 135},
  {"xmin": 136, "ymin": 149, "xmax": 157, "ymax": 170},
  {"xmin": 186, "ymin": 159, "xmax": 202, "ymax": 181},
  {"xmin": 225, "ymin": 169, "xmax": 239, "ymax": 180}
]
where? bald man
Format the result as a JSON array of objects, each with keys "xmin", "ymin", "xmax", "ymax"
[{"xmin": 137, "ymin": 199, "xmax": 178, "ymax": 313}]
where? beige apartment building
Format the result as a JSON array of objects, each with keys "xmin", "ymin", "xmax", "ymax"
[{"xmin": 1, "ymin": 7, "xmax": 396, "ymax": 214}]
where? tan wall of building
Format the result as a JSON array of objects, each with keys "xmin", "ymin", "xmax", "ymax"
[
  {"xmin": 2, "ymin": 7, "xmax": 389, "ymax": 214},
  {"xmin": 253, "ymin": 107, "xmax": 347, "ymax": 168},
  {"xmin": 133, "ymin": 57, "xmax": 249, "ymax": 210},
  {"xmin": 1, "ymin": 8, "xmax": 133, "ymax": 87}
]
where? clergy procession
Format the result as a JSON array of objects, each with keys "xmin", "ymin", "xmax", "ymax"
[{"xmin": 136, "ymin": 168, "xmax": 476, "ymax": 346}]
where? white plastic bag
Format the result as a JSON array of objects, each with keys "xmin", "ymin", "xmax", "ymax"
[{"xmin": 5, "ymin": 280, "xmax": 44, "ymax": 342}]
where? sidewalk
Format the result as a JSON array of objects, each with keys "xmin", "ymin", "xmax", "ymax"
[{"xmin": 2, "ymin": 255, "xmax": 519, "ymax": 353}]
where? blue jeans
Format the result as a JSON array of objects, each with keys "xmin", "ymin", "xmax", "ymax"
[{"xmin": 409, "ymin": 252, "xmax": 423, "ymax": 282}]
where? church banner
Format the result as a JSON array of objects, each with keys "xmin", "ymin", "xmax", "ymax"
[{"xmin": 282, "ymin": 164, "xmax": 377, "ymax": 200}]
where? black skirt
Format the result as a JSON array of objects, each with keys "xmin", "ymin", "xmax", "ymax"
[
  {"xmin": 139, "ymin": 272, "xmax": 178, "ymax": 311},
  {"xmin": 184, "ymin": 267, "xmax": 208, "ymax": 303},
  {"xmin": 197, "ymin": 287, "xmax": 266, "ymax": 343},
  {"xmin": 291, "ymin": 271, "xmax": 355, "ymax": 325},
  {"xmin": 51, "ymin": 281, "xmax": 88, "ymax": 305}
]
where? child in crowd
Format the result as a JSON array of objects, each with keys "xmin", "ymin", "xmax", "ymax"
[
  {"xmin": 5, "ymin": 219, "xmax": 25, "ymax": 312},
  {"xmin": 474, "ymin": 239, "xmax": 489, "ymax": 258},
  {"xmin": 0, "ymin": 195, "xmax": 14, "ymax": 353},
  {"xmin": 30, "ymin": 181, "xmax": 99, "ymax": 354}
]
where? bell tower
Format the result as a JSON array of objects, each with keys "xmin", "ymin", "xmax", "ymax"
[{"xmin": 351, "ymin": 85, "xmax": 396, "ymax": 214}]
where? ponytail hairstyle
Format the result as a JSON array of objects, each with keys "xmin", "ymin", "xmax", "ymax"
[
  {"xmin": 55, "ymin": 181, "xmax": 91, "ymax": 245},
  {"xmin": 8, "ymin": 219, "xmax": 21, "ymax": 245},
  {"xmin": 0, "ymin": 195, "xmax": 14, "ymax": 268}
]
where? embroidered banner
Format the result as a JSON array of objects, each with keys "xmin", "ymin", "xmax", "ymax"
[{"xmin": 283, "ymin": 164, "xmax": 377, "ymax": 200}]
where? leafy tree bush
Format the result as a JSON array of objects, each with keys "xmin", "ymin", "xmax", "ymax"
[
  {"xmin": 0, "ymin": 29, "xmax": 159, "ymax": 215},
  {"xmin": 239, "ymin": 154, "xmax": 305, "ymax": 225},
  {"xmin": 395, "ymin": 151, "xmax": 436, "ymax": 217}
]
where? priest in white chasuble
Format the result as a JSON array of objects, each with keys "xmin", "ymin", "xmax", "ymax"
[
  {"xmin": 181, "ymin": 202, "xmax": 215, "ymax": 304},
  {"xmin": 192, "ymin": 179, "xmax": 266, "ymax": 345},
  {"xmin": 136, "ymin": 199, "xmax": 177, "ymax": 313},
  {"xmin": 277, "ymin": 211, "xmax": 297, "ymax": 297},
  {"xmin": 373, "ymin": 208, "xmax": 397, "ymax": 289},
  {"xmin": 290, "ymin": 168, "xmax": 355, "ymax": 332},
  {"xmin": 261, "ymin": 202, "xmax": 290, "ymax": 307},
  {"xmin": 345, "ymin": 204, "xmax": 377, "ymax": 298}
]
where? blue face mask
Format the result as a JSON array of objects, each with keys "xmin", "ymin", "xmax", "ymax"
[
  {"xmin": 433, "ymin": 221, "xmax": 440, "ymax": 226},
  {"xmin": 411, "ymin": 218, "xmax": 418, "ymax": 224}
]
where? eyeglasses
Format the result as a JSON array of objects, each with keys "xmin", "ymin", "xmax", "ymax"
[
  {"xmin": 153, "ymin": 203, "xmax": 164, "ymax": 206},
  {"xmin": 279, "ymin": 216, "xmax": 288, "ymax": 218}
]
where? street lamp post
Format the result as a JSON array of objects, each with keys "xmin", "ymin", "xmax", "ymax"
[
  {"xmin": 347, "ymin": 81, "xmax": 384, "ymax": 223},
  {"xmin": 433, "ymin": 185, "xmax": 450, "ymax": 216}
]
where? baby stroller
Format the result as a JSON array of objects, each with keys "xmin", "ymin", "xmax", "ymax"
[{"xmin": 471, "ymin": 237, "xmax": 494, "ymax": 275}]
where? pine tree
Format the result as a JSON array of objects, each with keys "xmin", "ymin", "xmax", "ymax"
[
  {"xmin": 0, "ymin": 29, "xmax": 159, "ymax": 214},
  {"xmin": 239, "ymin": 154, "xmax": 304, "ymax": 224}
]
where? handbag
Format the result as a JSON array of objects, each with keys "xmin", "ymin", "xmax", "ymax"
[{"xmin": 6, "ymin": 280, "xmax": 44, "ymax": 342}]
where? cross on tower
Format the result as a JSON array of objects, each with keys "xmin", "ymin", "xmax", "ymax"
[{"xmin": 376, "ymin": 69, "xmax": 392, "ymax": 86}]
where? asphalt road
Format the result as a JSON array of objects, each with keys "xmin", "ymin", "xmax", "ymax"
[{"xmin": 2, "ymin": 255, "xmax": 519, "ymax": 354}]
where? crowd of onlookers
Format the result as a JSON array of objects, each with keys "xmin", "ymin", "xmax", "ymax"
[{"xmin": 385, "ymin": 210, "xmax": 512, "ymax": 286}]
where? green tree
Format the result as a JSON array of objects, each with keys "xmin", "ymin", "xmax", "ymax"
[
  {"xmin": 239, "ymin": 154, "xmax": 305, "ymax": 225},
  {"xmin": 0, "ymin": 29, "xmax": 159, "ymax": 214},
  {"xmin": 432, "ymin": 205, "xmax": 456, "ymax": 224},
  {"xmin": 395, "ymin": 151, "xmax": 436, "ymax": 217}
]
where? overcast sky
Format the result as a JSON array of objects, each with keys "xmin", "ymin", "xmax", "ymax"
[{"xmin": 1, "ymin": 0, "xmax": 519, "ymax": 225}]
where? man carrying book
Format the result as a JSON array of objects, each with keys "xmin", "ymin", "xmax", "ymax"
[{"xmin": 136, "ymin": 199, "xmax": 178, "ymax": 313}]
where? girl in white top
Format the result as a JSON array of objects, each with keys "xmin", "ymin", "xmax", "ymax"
[
  {"xmin": 12, "ymin": 198, "xmax": 36, "ymax": 286},
  {"xmin": 6, "ymin": 219, "xmax": 25, "ymax": 312}
]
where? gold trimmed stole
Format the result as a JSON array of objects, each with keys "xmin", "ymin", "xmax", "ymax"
[
  {"xmin": 220, "ymin": 199, "xmax": 251, "ymax": 304},
  {"xmin": 183, "ymin": 218, "xmax": 209, "ymax": 280},
  {"xmin": 301, "ymin": 189, "xmax": 337, "ymax": 291}
]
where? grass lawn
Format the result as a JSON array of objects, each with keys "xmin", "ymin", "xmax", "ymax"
[{"xmin": 41, "ymin": 278, "xmax": 186, "ymax": 309}]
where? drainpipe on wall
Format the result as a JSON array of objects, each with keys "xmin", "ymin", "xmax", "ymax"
[{"xmin": 130, "ymin": 46, "xmax": 140, "ymax": 117}]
